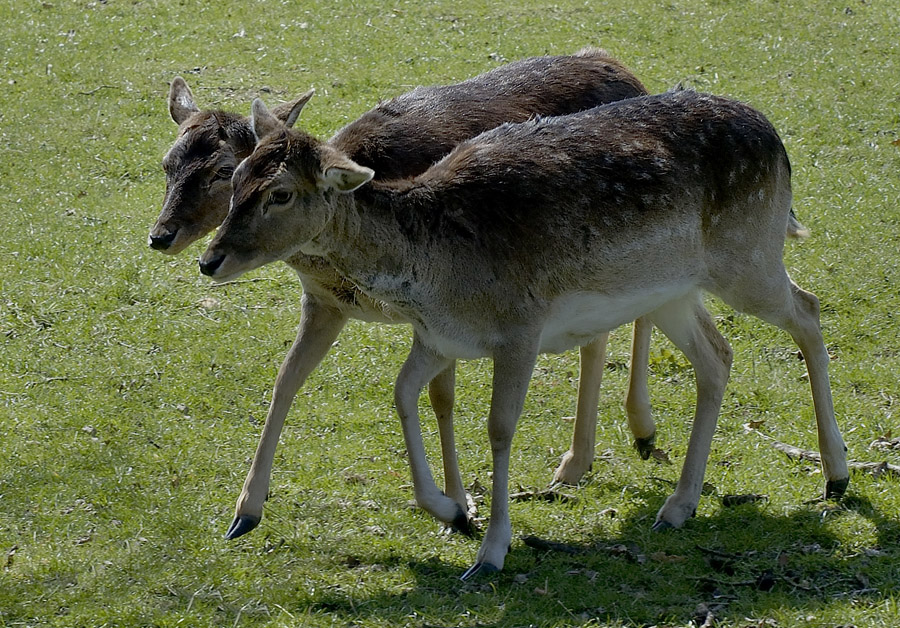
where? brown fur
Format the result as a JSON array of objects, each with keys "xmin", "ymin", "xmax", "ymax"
[
  {"xmin": 150, "ymin": 48, "xmax": 647, "ymax": 253},
  {"xmin": 157, "ymin": 53, "xmax": 658, "ymax": 543},
  {"xmin": 330, "ymin": 47, "xmax": 647, "ymax": 179},
  {"xmin": 151, "ymin": 80, "xmax": 308, "ymax": 254},
  {"xmin": 204, "ymin": 89, "xmax": 849, "ymax": 576}
]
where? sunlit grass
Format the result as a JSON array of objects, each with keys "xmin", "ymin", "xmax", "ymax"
[{"xmin": 1, "ymin": 0, "xmax": 899, "ymax": 626}]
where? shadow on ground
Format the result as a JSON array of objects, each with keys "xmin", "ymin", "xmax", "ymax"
[{"xmin": 279, "ymin": 483, "xmax": 900, "ymax": 626}]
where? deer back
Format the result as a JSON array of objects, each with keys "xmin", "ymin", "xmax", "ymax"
[
  {"xmin": 330, "ymin": 48, "xmax": 647, "ymax": 180},
  {"xmin": 210, "ymin": 89, "xmax": 792, "ymax": 332}
]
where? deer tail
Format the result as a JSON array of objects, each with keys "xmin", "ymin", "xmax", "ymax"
[{"xmin": 787, "ymin": 209, "xmax": 810, "ymax": 239}]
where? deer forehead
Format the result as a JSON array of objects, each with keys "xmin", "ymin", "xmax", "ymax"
[
  {"xmin": 231, "ymin": 157, "xmax": 292, "ymax": 211},
  {"xmin": 243, "ymin": 132, "xmax": 324, "ymax": 188},
  {"xmin": 165, "ymin": 126, "xmax": 228, "ymax": 173},
  {"xmin": 235, "ymin": 149, "xmax": 287, "ymax": 186}
]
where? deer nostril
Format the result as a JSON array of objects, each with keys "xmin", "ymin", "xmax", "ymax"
[
  {"xmin": 148, "ymin": 229, "xmax": 178, "ymax": 250},
  {"xmin": 199, "ymin": 254, "xmax": 225, "ymax": 277}
]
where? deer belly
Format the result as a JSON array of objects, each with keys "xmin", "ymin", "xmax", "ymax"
[{"xmin": 539, "ymin": 286, "xmax": 689, "ymax": 354}]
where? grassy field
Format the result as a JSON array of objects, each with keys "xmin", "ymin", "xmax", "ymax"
[{"xmin": 2, "ymin": 0, "xmax": 900, "ymax": 626}]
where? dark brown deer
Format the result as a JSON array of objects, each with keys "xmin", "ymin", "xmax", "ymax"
[
  {"xmin": 154, "ymin": 50, "xmax": 660, "ymax": 541},
  {"xmin": 201, "ymin": 89, "xmax": 849, "ymax": 578}
]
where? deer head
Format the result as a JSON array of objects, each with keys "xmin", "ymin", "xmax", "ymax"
[
  {"xmin": 199, "ymin": 99, "xmax": 372, "ymax": 281},
  {"xmin": 150, "ymin": 77, "xmax": 314, "ymax": 254}
]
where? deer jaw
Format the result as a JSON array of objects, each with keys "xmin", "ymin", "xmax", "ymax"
[{"xmin": 198, "ymin": 166, "xmax": 325, "ymax": 282}]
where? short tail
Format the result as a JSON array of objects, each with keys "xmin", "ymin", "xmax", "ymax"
[
  {"xmin": 787, "ymin": 209, "xmax": 810, "ymax": 239},
  {"xmin": 575, "ymin": 46, "xmax": 612, "ymax": 58}
]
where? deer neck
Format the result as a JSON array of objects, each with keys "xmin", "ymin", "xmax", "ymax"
[{"xmin": 309, "ymin": 182, "xmax": 429, "ymax": 309}]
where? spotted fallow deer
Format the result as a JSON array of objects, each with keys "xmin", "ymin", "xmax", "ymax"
[
  {"xmin": 153, "ymin": 50, "xmax": 661, "ymax": 540},
  {"xmin": 200, "ymin": 89, "xmax": 849, "ymax": 579}
]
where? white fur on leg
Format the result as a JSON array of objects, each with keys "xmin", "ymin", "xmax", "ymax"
[
  {"xmin": 395, "ymin": 338, "xmax": 463, "ymax": 525},
  {"xmin": 649, "ymin": 294, "xmax": 732, "ymax": 529},
  {"xmin": 469, "ymin": 339, "xmax": 538, "ymax": 574},
  {"xmin": 230, "ymin": 299, "xmax": 348, "ymax": 538},
  {"xmin": 429, "ymin": 363, "xmax": 471, "ymax": 514},
  {"xmin": 625, "ymin": 316, "xmax": 656, "ymax": 447},
  {"xmin": 552, "ymin": 334, "xmax": 607, "ymax": 484}
]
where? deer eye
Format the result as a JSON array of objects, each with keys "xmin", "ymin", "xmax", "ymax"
[
  {"xmin": 212, "ymin": 166, "xmax": 234, "ymax": 181},
  {"xmin": 269, "ymin": 190, "xmax": 293, "ymax": 206}
]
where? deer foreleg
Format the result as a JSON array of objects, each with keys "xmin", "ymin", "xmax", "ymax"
[
  {"xmin": 226, "ymin": 296, "xmax": 348, "ymax": 539},
  {"xmin": 626, "ymin": 316, "xmax": 657, "ymax": 459},
  {"xmin": 462, "ymin": 338, "xmax": 539, "ymax": 579},
  {"xmin": 552, "ymin": 334, "xmax": 607, "ymax": 485},
  {"xmin": 428, "ymin": 362, "xmax": 474, "ymax": 518}
]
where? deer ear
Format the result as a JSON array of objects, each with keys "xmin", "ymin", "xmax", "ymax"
[
  {"xmin": 169, "ymin": 76, "xmax": 199, "ymax": 125},
  {"xmin": 318, "ymin": 145, "xmax": 374, "ymax": 192},
  {"xmin": 250, "ymin": 98, "xmax": 285, "ymax": 141},
  {"xmin": 272, "ymin": 88, "xmax": 315, "ymax": 128},
  {"xmin": 322, "ymin": 160, "xmax": 374, "ymax": 193}
]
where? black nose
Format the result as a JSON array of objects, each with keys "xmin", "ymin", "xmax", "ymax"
[
  {"xmin": 199, "ymin": 254, "xmax": 225, "ymax": 277},
  {"xmin": 149, "ymin": 229, "xmax": 178, "ymax": 250}
]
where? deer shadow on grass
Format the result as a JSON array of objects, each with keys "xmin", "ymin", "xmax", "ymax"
[{"xmin": 294, "ymin": 482, "xmax": 899, "ymax": 627}]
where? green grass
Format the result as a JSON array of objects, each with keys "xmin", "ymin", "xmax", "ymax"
[{"xmin": 2, "ymin": 0, "xmax": 900, "ymax": 625}]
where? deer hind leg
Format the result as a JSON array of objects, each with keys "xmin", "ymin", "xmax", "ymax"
[
  {"xmin": 227, "ymin": 297, "xmax": 349, "ymax": 539},
  {"xmin": 395, "ymin": 337, "xmax": 473, "ymax": 534},
  {"xmin": 462, "ymin": 338, "xmax": 540, "ymax": 580},
  {"xmin": 427, "ymin": 362, "xmax": 475, "ymax": 519},
  {"xmin": 785, "ymin": 283, "xmax": 849, "ymax": 496},
  {"xmin": 626, "ymin": 316, "xmax": 657, "ymax": 459},
  {"xmin": 649, "ymin": 293, "xmax": 733, "ymax": 530},
  {"xmin": 552, "ymin": 333, "xmax": 607, "ymax": 485},
  {"xmin": 553, "ymin": 318, "xmax": 658, "ymax": 485},
  {"xmin": 725, "ymin": 276, "xmax": 849, "ymax": 497}
]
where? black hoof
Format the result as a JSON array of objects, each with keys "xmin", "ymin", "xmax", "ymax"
[
  {"xmin": 225, "ymin": 514, "xmax": 261, "ymax": 540},
  {"xmin": 634, "ymin": 433, "xmax": 657, "ymax": 461},
  {"xmin": 451, "ymin": 507, "xmax": 476, "ymax": 537},
  {"xmin": 460, "ymin": 561, "xmax": 500, "ymax": 582},
  {"xmin": 651, "ymin": 519, "xmax": 675, "ymax": 532},
  {"xmin": 825, "ymin": 477, "xmax": 850, "ymax": 500}
]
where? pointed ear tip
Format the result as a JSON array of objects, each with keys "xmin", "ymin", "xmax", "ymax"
[
  {"xmin": 250, "ymin": 98, "xmax": 266, "ymax": 116},
  {"xmin": 352, "ymin": 167, "xmax": 375, "ymax": 187}
]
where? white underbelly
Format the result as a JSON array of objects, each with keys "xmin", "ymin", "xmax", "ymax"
[
  {"xmin": 538, "ymin": 285, "xmax": 692, "ymax": 354},
  {"xmin": 412, "ymin": 284, "xmax": 695, "ymax": 360},
  {"xmin": 416, "ymin": 328, "xmax": 492, "ymax": 360}
]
